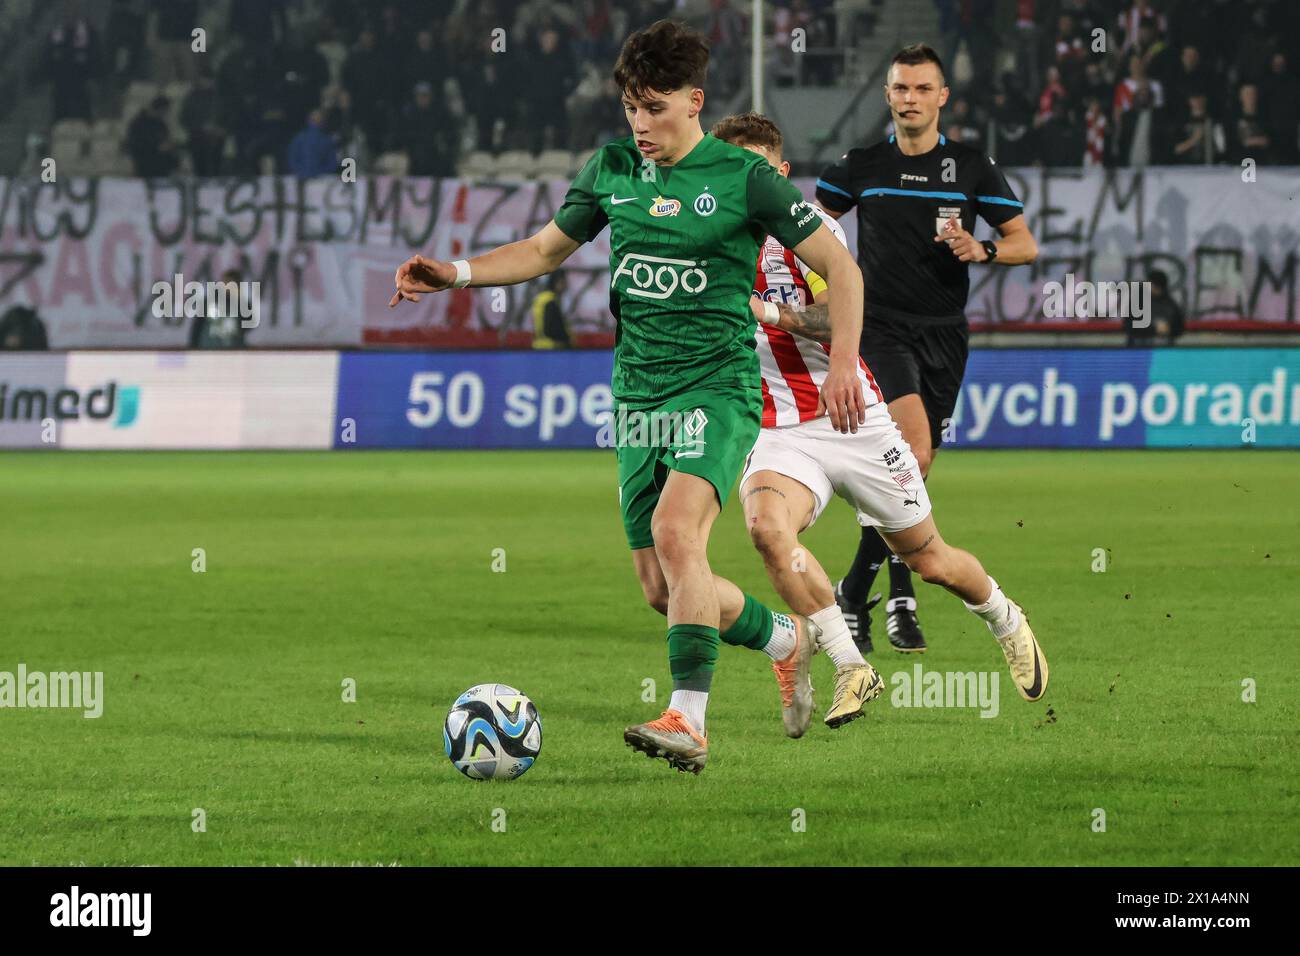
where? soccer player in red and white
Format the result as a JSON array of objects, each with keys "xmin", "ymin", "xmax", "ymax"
[{"xmin": 712, "ymin": 113, "xmax": 1050, "ymax": 726}]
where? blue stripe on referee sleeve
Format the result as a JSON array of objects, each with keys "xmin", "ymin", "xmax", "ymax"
[
  {"xmin": 977, "ymin": 195, "xmax": 1024, "ymax": 207},
  {"xmin": 816, "ymin": 178, "xmax": 854, "ymax": 199}
]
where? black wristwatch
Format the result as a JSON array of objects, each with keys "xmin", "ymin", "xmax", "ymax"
[{"xmin": 981, "ymin": 240, "xmax": 999, "ymax": 262}]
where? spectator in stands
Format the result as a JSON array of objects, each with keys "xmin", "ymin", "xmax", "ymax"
[
  {"xmin": 515, "ymin": 0, "xmax": 578, "ymax": 38},
  {"xmin": 705, "ymin": 0, "xmax": 745, "ymax": 90},
  {"xmin": 568, "ymin": 70, "xmax": 624, "ymax": 151},
  {"xmin": 125, "ymin": 96, "xmax": 178, "ymax": 178},
  {"xmin": 1039, "ymin": 97, "xmax": 1084, "ymax": 167},
  {"xmin": 180, "ymin": 68, "xmax": 226, "ymax": 176},
  {"xmin": 944, "ymin": 95, "xmax": 982, "ymax": 149},
  {"xmin": 1167, "ymin": 45, "xmax": 1212, "ymax": 121},
  {"xmin": 1131, "ymin": 17, "xmax": 1174, "ymax": 91},
  {"xmin": 106, "ymin": 0, "xmax": 147, "ymax": 80},
  {"xmin": 0, "ymin": 307, "xmax": 49, "ymax": 351},
  {"xmin": 1125, "ymin": 269, "xmax": 1183, "ymax": 347},
  {"xmin": 1116, "ymin": 80, "xmax": 1163, "ymax": 166},
  {"xmin": 1228, "ymin": 83, "xmax": 1274, "ymax": 165},
  {"xmin": 574, "ymin": 0, "xmax": 617, "ymax": 65},
  {"xmin": 1083, "ymin": 95, "xmax": 1108, "ymax": 167},
  {"xmin": 343, "ymin": 28, "xmax": 391, "ymax": 156},
  {"xmin": 1078, "ymin": 60, "xmax": 1111, "ymax": 111},
  {"xmin": 530, "ymin": 272, "xmax": 571, "ymax": 350},
  {"xmin": 405, "ymin": 29, "xmax": 446, "ymax": 104},
  {"xmin": 1261, "ymin": 53, "xmax": 1300, "ymax": 165},
  {"xmin": 989, "ymin": 74, "xmax": 1034, "ymax": 166},
  {"xmin": 1036, "ymin": 65, "xmax": 1068, "ymax": 125},
  {"xmin": 239, "ymin": 48, "xmax": 296, "ymax": 175},
  {"xmin": 401, "ymin": 82, "xmax": 459, "ymax": 176},
  {"xmin": 228, "ymin": 0, "xmax": 286, "ymax": 56},
  {"xmin": 287, "ymin": 111, "xmax": 338, "ymax": 179},
  {"xmin": 1117, "ymin": 1, "xmax": 1164, "ymax": 55},
  {"xmin": 282, "ymin": 38, "xmax": 332, "ymax": 134},
  {"xmin": 152, "ymin": 0, "xmax": 198, "ymax": 83},
  {"xmin": 457, "ymin": 29, "xmax": 523, "ymax": 154},
  {"xmin": 1050, "ymin": 11, "xmax": 1087, "ymax": 92},
  {"xmin": 324, "ymin": 88, "xmax": 368, "ymax": 170},
  {"xmin": 524, "ymin": 26, "xmax": 578, "ymax": 154},
  {"xmin": 1171, "ymin": 93, "xmax": 1222, "ymax": 165},
  {"xmin": 45, "ymin": 3, "xmax": 99, "ymax": 122},
  {"xmin": 189, "ymin": 269, "xmax": 249, "ymax": 350},
  {"xmin": 1113, "ymin": 54, "xmax": 1164, "ymax": 162}
]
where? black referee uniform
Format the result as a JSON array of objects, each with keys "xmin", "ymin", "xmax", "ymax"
[{"xmin": 815, "ymin": 133, "xmax": 1024, "ymax": 448}]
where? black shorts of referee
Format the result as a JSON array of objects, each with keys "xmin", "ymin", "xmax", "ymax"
[{"xmin": 860, "ymin": 313, "xmax": 969, "ymax": 453}]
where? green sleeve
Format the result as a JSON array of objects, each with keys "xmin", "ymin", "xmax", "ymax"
[
  {"xmin": 746, "ymin": 159, "xmax": 823, "ymax": 250},
  {"xmin": 553, "ymin": 150, "xmax": 609, "ymax": 243}
]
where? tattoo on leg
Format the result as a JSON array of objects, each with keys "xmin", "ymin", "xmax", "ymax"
[
  {"xmin": 895, "ymin": 533, "xmax": 934, "ymax": 556},
  {"xmin": 743, "ymin": 485, "xmax": 787, "ymax": 501}
]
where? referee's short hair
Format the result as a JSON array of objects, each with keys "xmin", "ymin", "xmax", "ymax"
[{"xmin": 889, "ymin": 44, "xmax": 946, "ymax": 84}]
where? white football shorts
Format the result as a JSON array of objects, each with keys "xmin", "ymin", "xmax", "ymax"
[{"xmin": 740, "ymin": 405, "xmax": 931, "ymax": 533}]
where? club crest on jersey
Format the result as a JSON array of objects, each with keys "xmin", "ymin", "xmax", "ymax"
[
  {"xmin": 648, "ymin": 195, "xmax": 682, "ymax": 217},
  {"xmin": 936, "ymin": 205, "xmax": 963, "ymax": 236},
  {"xmin": 693, "ymin": 192, "xmax": 717, "ymax": 216}
]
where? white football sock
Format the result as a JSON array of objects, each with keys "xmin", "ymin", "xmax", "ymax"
[
  {"xmin": 763, "ymin": 611, "xmax": 798, "ymax": 661},
  {"xmin": 963, "ymin": 576, "xmax": 1021, "ymax": 639},
  {"xmin": 668, "ymin": 690, "xmax": 708, "ymax": 732},
  {"xmin": 809, "ymin": 604, "xmax": 866, "ymax": 668}
]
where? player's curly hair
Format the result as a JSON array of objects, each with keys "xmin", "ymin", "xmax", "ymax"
[
  {"xmin": 711, "ymin": 112, "xmax": 784, "ymax": 159},
  {"xmin": 613, "ymin": 20, "xmax": 709, "ymax": 101}
]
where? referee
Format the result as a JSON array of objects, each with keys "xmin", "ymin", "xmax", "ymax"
[{"xmin": 815, "ymin": 44, "xmax": 1038, "ymax": 654}]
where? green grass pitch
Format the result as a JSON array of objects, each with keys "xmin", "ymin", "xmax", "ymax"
[{"xmin": 2, "ymin": 449, "xmax": 1296, "ymax": 866}]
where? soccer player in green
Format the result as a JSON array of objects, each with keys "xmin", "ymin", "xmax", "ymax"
[{"xmin": 389, "ymin": 20, "xmax": 866, "ymax": 774}]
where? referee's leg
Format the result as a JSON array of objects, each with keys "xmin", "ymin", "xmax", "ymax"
[{"xmin": 884, "ymin": 394, "xmax": 934, "ymax": 477}]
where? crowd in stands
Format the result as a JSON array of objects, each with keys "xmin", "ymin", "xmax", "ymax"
[
  {"xmin": 32, "ymin": 0, "xmax": 1300, "ymax": 178},
  {"xmin": 935, "ymin": 0, "xmax": 1300, "ymax": 167}
]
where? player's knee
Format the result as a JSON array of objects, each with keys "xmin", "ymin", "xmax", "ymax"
[
  {"xmin": 650, "ymin": 520, "xmax": 702, "ymax": 569},
  {"xmin": 909, "ymin": 549, "xmax": 953, "ymax": 588},
  {"xmin": 640, "ymin": 581, "xmax": 669, "ymax": 616},
  {"xmin": 746, "ymin": 512, "xmax": 792, "ymax": 561}
]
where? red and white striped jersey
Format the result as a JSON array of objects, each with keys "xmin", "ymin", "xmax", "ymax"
[{"xmin": 752, "ymin": 203, "xmax": 883, "ymax": 428}]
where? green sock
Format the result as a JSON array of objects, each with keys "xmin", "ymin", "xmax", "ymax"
[
  {"xmin": 719, "ymin": 593, "xmax": 774, "ymax": 651},
  {"xmin": 667, "ymin": 623, "xmax": 719, "ymax": 692}
]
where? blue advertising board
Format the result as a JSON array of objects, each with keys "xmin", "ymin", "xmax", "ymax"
[{"xmin": 333, "ymin": 348, "xmax": 1300, "ymax": 449}]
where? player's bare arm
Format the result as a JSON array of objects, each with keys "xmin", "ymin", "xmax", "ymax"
[
  {"xmin": 389, "ymin": 220, "xmax": 581, "ymax": 307},
  {"xmin": 936, "ymin": 213, "xmax": 1038, "ymax": 265},
  {"xmin": 788, "ymin": 223, "xmax": 865, "ymax": 432},
  {"xmin": 750, "ymin": 291, "xmax": 833, "ymax": 344}
]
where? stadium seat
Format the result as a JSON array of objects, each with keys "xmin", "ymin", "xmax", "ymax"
[
  {"xmin": 126, "ymin": 80, "xmax": 159, "ymax": 101},
  {"xmin": 88, "ymin": 137, "xmax": 122, "ymax": 167},
  {"xmin": 50, "ymin": 138, "xmax": 85, "ymax": 171},
  {"xmin": 570, "ymin": 148, "xmax": 597, "ymax": 176},
  {"xmin": 457, "ymin": 150, "xmax": 498, "ymax": 179},
  {"xmin": 493, "ymin": 150, "xmax": 535, "ymax": 179},
  {"xmin": 91, "ymin": 118, "xmax": 124, "ymax": 143},
  {"xmin": 374, "ymin": 151, "xmax": 409, "ymax": 176},
  {"xmin": 534, "ymin": 150, "xmax": 572, "ymax": 178},
  {"xmin": 51, "ymin": 119, "xmax": 90, "ymax": 141}
]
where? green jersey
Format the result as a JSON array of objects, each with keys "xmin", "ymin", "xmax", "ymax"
[{"xmin": 553, "ymin": 133, "xmax": 824, "ymax": 404}]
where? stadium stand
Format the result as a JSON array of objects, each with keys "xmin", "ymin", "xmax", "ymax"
[{"xmin": 1, "ymin": 0, "xmax": 1297, "ymax": 179}]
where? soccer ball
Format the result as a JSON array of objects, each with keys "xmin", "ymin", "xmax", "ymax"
[{"xmin": 443, "ymin": 683, "xmax": 542, "ymax": 780}]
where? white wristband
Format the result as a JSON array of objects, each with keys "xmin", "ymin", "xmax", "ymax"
[
  {"xmin": 451, "ymin": 259, "xmax": 472, "ymax": 289},
  {"xmin": 761, "ymin": 301, "xmax": 779, "ymax": 324}
]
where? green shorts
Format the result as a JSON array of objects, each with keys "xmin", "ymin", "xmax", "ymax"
[{"xmin": 615, "ymin": 386, "xmax": 762, "ymax": 550}]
